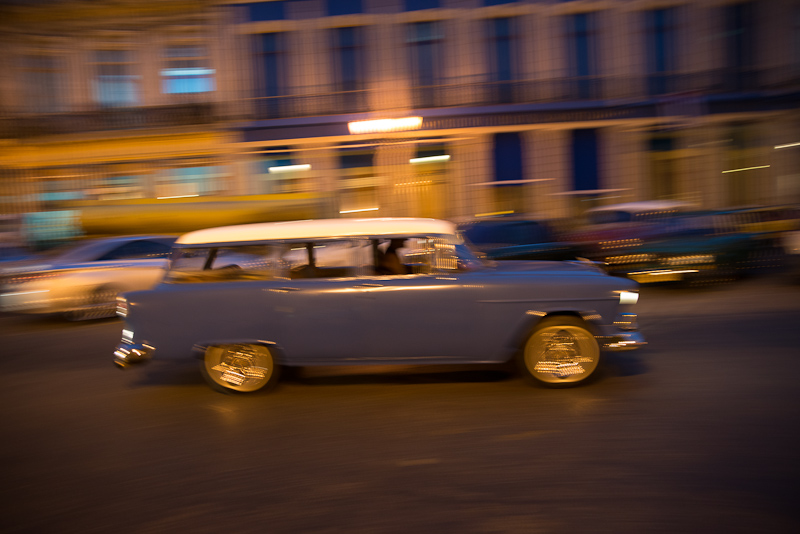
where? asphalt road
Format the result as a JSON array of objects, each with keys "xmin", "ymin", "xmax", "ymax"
[{"xmin": 1, "ymin": 275, "xmax": 799, "ymax": 533}]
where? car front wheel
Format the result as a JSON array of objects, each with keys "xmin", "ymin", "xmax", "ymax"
[
  {"xmin": 519, "ymin": 316, "xmax": 600, "ymax": 387},
  {"xmin": 65, "ymin": 285, "xmax": 118, "ymax": 321},
  {"xmin": 201, "ymin": 344, "xmax": 280, "ymax": 394}
]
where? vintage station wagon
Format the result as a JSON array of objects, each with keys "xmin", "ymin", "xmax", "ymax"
[{"xmin": 113, "ymin": 218, "xmax": 646, "ymax": 393}]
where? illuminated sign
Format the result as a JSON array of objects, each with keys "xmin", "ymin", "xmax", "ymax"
[
  {"xmin": 268, "ymin": 164, "xmax": 311, "ymax": 173},
  {"xmin": 409, "ymin": 155, "xmax": 450, "ymax": 164},
  {"xmin": 348, "ymin": 117, "xmax": 423, "ymax": 134}
]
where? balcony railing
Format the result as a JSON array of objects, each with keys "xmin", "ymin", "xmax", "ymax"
[
  {"xmin": 251, "ymin": 88, "xmax": 369, "ymax": 120},
  {"xmin": 248, "ymin": 69, "xmax": 797, "ymax": 120},
  {"xmin": 0, "ymin": 102, "xmax": 217, "ymax": 138},
  {"xmin": 2, "ymin": 69, "xmax": 796, "ymax": 137}
]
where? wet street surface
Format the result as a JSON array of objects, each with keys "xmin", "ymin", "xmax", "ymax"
[{"xmin": 1, "ymin": 276, "xmax": 799, "ymax": 533}]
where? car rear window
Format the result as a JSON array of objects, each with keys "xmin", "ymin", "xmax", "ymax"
[{"xmin": 167, "ymin": 244, "xmax": 285, "ymax": 283}]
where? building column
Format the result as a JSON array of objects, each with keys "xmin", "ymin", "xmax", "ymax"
[
  {"xmin": 598, "ymin": 6, "xmax": 633, "ymax": 99},
  {"xmin": 683, "ymin": 123, "xmax": 727, "ymax": 208},
  {"xmin": 539, "ymin": 7, "xmax": 566, "ymax": 101},
  {"xmin": 518, "ymin": 13, "xmax": 536, "ymax": 92},
  {"xmin": 215, "ymin": 6, "xmax": 242, "ymax": 115},
  {"xmin": 369, "ymin": 22, "xmax": 410, "ymax": 112},
  {"xmin": 224, "ymin": 144, "xmax": 253, "ymax": 196},
  {"xmin": 521, "ymin": 129, "xmax": 555, "ymax": 216},
  {"xmin": 688, "ymin": 2, "xmax": 721, "ymax": 80},
  {"xmin": 765, "ymin": 117, "xmax": 800, "ymax": 205},
  {"xmin": 0, "ymin": 40, "xmax": 18, "ymax": 110},
  {"xmin": 610, "ymin": 6, "xmax": 644, "ymax": 98},
  {"xmin": 532, "ymin": 129, "xmax": 571, "ymax": 219},
  {"xmin": 139, "ymin": 30, "xmax": 163, "ymax": 106},
  {"xmin": 449, "ymin": 135, "xmax": 493, "ymax": 219},
  {"xmin": 375, "ymin": 141, "xmax": 415, "ymax": 217},
  {"xmin": 71, "ymin": 38, "xmax": 94, "ymax": 110},
  {"xmin": 292, "ymin": 26, "xmax": 326, "ymax": 115},
  {"xmin": 602, "ymin": 126, "xmax": 647, "ymax": 203},
  {"xmin": 304, "ymin": 145, "xmax": 341, "ymax": 218}
]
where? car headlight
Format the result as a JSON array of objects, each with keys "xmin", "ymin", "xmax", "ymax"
[{"xmin": 618, "ymin": 290, "xmax": 639, "ymax": 305}]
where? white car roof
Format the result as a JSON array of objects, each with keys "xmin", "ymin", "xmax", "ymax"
[
  {"xmin": 176, "ymin": 218, "xmax": 458, "ymax": 246},
  {"xmin": 586, "ymin": 200, "xmax": 695, "ymax": 214}
]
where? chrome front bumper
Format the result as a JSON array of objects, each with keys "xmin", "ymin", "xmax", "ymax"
[
  {"xmin": 600, "ymin": 330, "xmax": 647, "ymax": 351},
  {"xmin": 113, "ymin": 342, "xmax": 154, "ymax": 369}
]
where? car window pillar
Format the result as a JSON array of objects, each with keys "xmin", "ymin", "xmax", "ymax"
[{"xmin": 202, "ymin": 248, "xmax": 218, "ymax": 270}]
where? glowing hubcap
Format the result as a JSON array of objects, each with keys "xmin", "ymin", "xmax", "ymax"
[
  {"xmin": 532, "ymin": 329, "xmax": 594, "ymax": 379},
  {"xmin": 212, "ymin": 347, "xmax": 269, "ymax": 387}
]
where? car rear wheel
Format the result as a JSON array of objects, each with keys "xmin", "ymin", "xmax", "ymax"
[
  {"xmin": 519, "ymin": 316, "xmax": 600, "ymax": 387},
  {"xmin": 201, "ymin": 344, "xmax": 280, "ymax": 394}
]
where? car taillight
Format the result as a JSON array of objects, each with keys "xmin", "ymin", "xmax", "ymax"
[{"xmin": 116, "ymin": 296, "xmax": 128, "ymax": 318}]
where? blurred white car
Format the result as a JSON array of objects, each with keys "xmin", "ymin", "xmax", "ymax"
[{"xmin": 0, "ymin": 235, "xmax": 176, "ymax": 320}]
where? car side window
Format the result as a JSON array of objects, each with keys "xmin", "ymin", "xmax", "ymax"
[
  {"xmin": 374, "ymin": 237, "xmax": 440, "ymax": 275},
  {"xmin": 286, "ymin": 239, "xmax": 372, "ymax": 279},
  {"xmin": 98, "ymin": 240, "xmax": 173, "ymax": 260},
  {"xmin": 167, "ymin": 244, "xmax": 285, "ymax": 283},
  {"xmin": 374, "ymin": 238, "xmax": 412, "ymax": 275}
]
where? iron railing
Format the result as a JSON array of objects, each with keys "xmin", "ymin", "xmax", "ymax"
[
  {"xmin": 248, "ymin": 69, "xmax": 798, "ymax": 120},
  {"xmin": 2, "ymin": 69, "xmax": 797, "ymax": 136}
]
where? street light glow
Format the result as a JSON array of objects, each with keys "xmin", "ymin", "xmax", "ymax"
[
  {"xmin": 339, "ymin": 207, "xmax": 379, "ymax": 214},
  {"xmin": 348, "ymin": 117, "xmax": 422, "ymax": 134},
  {"xmin": 410, "ymin": 155, "xmax": 450, "ymax": 164},
  {"xmin": 721, "ymin": 165, "xmax": 770, "ymax": 174},
  {"xmin": 268, "ymin": 164, "xmax": 311, "ymax": 173},
  {"xmin": 774, "ymin": 141, "xmax": 800, "ymax": 149}
]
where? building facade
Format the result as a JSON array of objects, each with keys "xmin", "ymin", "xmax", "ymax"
[{"xmin": 1, "ymin": 0, "xmax": 798, "ymax": 245}]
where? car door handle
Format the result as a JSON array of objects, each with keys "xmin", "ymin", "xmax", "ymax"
[{"xmin": 355, "ymin": 283, "xmax": 384, "ymax": 289}]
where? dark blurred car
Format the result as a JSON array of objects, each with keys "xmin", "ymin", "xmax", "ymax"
[
  {"xmin": 0, "ymin": 235, "xmax": 177, "ymax": 320},
  {"xmin": 594, "ymin": 207, "xmax": 796, "ymax": 284},
  {"xmin": 456, "ymin": 216, "xmax": 580, "ymax": 261},
  {"xmin": 719, "ymin": 205, "xmax": 799, "ymax": 264},
  {"xmin": 566, "ymin": 200, "xmax": 697, "ymax": 260}
]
